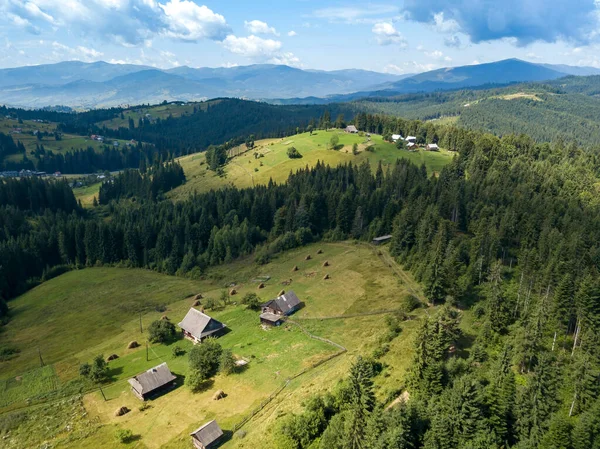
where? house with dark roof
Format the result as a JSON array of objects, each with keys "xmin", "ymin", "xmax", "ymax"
[
  {"xmin": 260, "ymin": 291, "xmax": 301, "ymax": 326},
  {"xmin": 178, "ymin": 308, "xmax": 226, "ymax": 344},
  {"xmin": 128, "ymin": 362, "xmax": 177, "ymax": 401},
  {"xmin": 190, "ymin": 420, "xmax": 223, "ymax": 449}
]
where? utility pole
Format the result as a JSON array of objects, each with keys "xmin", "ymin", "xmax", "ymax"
[
  {"xmin": 99, "ymin": 384, "xmax": 107, "ymax": 401},
  {"xmin": 146, "ymin": 341, "xmax": 149, "ymax": 361},
  {"xmin": 139, "ymin": 312, "xmax": 143, "ymax": 333},
  {"xmin": 38, "ymin": 347, "xmax": 45, "ymax": 367}
]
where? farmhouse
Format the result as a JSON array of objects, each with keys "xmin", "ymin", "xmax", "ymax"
[
  {"xmin": 190, "ymin": 420, "xmax": 223, "ymax": 449},
  {"xmin": 426, "ymin": 143, "xmax": 439, "ymax": 151},
  {"xmin": 405, "ymin": 136, "xmax": 417, "ymax": 143},
  {"xmin": 260, "ymin": 290, "xmax": 301, "ymax": 326},
  {"xmin": 128, "ymin": 362, "xmax": 177, "ymax": 401},
  {"xmin": 178, "ymin": 308, "xmax": 226, "ymax": 343},
  {"xmin": 406, "ymin": 142, "xmax": 415, "ymax": 149},
  {"xmin": 391, "ymin": 134, "xmax": 403, "ymax": 142},
  {"xmin": 372, "ymin": 235, "xmax": 392, "ymax": 245},
  {"xmin": 345, "ymin": 125, "xmax": 358, "ymax": 133}
]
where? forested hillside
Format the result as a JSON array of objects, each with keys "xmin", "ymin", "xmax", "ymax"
[
  {"xmin": 3, "ymin": 99, "xmax": 600, "ymax": 448},
  {"xmin": 353, "ymin": 75, "xmax": 600, "ymax": 147}
]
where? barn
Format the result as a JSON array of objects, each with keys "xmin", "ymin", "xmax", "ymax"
[
  {"xmin": 190, "ymin": 420, "xmax": 223, "ymax": 449},
  {"xmin": 260, "ymin": 291, "xmax": 301, "ymax": 326},
  {"xmin": 179, "ymin": 308, "xmax": 226, "ymax": 344},
  {"xmin": 128, "ymin": 362, "xmax": 177, "ymax": 401}
]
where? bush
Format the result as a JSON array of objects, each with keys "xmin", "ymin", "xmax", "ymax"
[
  {"xmin": 115, "ymin": 429, "xmax": 134, "ymax": 444},
  {"xmin": 241, "ymin": 292, "xmax": 262, "ymax": 310},
  {"xmin": 287, "ymin": 147, "xmax": 302, "ymax": 159},
  {"xmin": 80, "ymin": 354, "xmax": 109, "ymax": 382},
  {"xmin": 188, "ymin": 338, "xmax": 223, "ymax": 379},
  {"xmin": 148, "ymin": 320, "xmax": 176, "ymax": 344},
  {"xmin": 219, "ymin": 349, "xmax": 236, "ymax": 375},
  {"xmin": 186, "ymin": 369, "xmax": 209, "ymax": 393},
  {"xmin": 172, "ymin": 346, "xmax": 185, "ymax": 357},
  {"xmin": 0, "ymin": 346, "xmax": 20, "ymax": 362}
]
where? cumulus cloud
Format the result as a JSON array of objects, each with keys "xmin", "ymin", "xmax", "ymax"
[
  {"xmin": 222, "ymin": 35, "xmax": 282, "ymax": 59},
  {"xmin": 1, "ymin": 0, "xmax": 231, "ymax": 46},
  {"xmin": 51, "ymin": 41, "xmax": 103, "ymax": 61},
  {"xmin": 244, "ymin": 20, "xmax": 279, "ymax": 36},
  {"xmin": 288, "ymin": 30, "xmax": 297, "ymax": 37},
  {"xmin": 403, "ymin": 0, "xmax": 600, "ymax": 45},
  {"xmin": 372, "ymin": 22, "xmax": 407, "ymax": 47}
]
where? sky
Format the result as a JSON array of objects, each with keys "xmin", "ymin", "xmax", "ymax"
[{"xmin": 1, "ymin": 0, "xmax": 600, "ymax": 74}]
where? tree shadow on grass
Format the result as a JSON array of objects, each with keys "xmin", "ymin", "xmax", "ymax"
[{"xmin": 106, "ymin": 366, "xmax": 124, "ymax": 381}]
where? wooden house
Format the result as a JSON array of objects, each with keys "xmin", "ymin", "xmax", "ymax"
[
  {"xmin": 128, "ymin": 362, "xmax": 177, "ymax": 401},
  {"xmin": 345, "ymin": 125, "xmax": 358, "ymax": 133},
  {"xmin": 190, "ymin": 420, "xmax": 223, "ymax": 449},
  {"xmin": 426, "ymin": 143, "xmax": 439, "ymax": 151},
  {"xmin": 179, "ymin": 308, "xmax": 226, "ymax": 344},
  {"xmin": 260, "ymin": 291, "xmax": 301, "ymax": 326},
  {"xmin": 405, "ymin": 136, "xmax": 417, "ymax": 143}
]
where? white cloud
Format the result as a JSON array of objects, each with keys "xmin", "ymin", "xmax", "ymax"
[
  {"xmin": 444, "ymin": 35, "xmax": 461, "ymax": 48},
  {"xmin": 433, "ymin": 12, "xmax": 459, "ymax": 33},
  {"xmin": 222, "ymin": 35, "xmax": 282, "ymax": 59},
  {"xmin": 51, "ymin": 41, "xmax": 103, "ymax": 62},
  {"xmin": 2, "ymin": 0, "xmax": 231, "ymax": 45},
  {"xmin": 313, "ymin": 5, "xmax": 399, "ymax": 23},
  {"xmin": 244, "ymin": 20, "xmax": 279, "ymax": 36},
  {"xmin": 424, "ymin": 49, "xmax": 452, "ymax": 62},
  {"xmin": 269, "ymin": 52, "xmax": 302, "ymax": 67},
  {"xmin": 288, "ymin": 30, "xmax": 297, "ymax": 37},
  {"xmin": 372, "ymin": 22, "xmax": 407, "ymax": 47}
]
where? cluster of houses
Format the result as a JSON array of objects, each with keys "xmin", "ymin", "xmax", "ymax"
[
  {"xmin": 0, "ymin": 169, "xmax": 49, "ymax": 178},
  {"xmin": 123, "ymin": 289, "xmax": 303, "ymax": 447},
  {"xmin": 391, "ymin": 134, "xmax": 439, "ymax": 151},
  {"xmin": 90, "ymin": 134, "xmax": 104, "ymax": 142}
]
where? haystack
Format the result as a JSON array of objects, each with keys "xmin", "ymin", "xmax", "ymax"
[
  {"xmin": 258, "ymin": 282, "xmax": 265, "ymax": 289},
  {"xmin": 317, "ymin": 249, "xmax": 323, "ymax": 254},
  {"xmin": 213, "ymin": 390, "xmax": 226, "ymax": 401},
  {"xmin": 291, "ymin": 265, "xmax": 299, "ymax": 272},
  {"xmin": 322, "ymin": 261, "xmax": 330, "ymax": 267},
  {"xmin": 230, "ymin": 288, "xmax": 237, "ymax": 296},
  {"xmin": 106, "ymin": 354, "xmax": 119, "ymax": 362},
  {"xmin": 323, "ymin": 274, "xmax": 330, "ymax": 280},
  {"xmin": 127, "ymin": 341, "xmax": 139, "ymax": 349},
  {"xmin": 278, "ymin": 289, "xmax": 285, "ymax": 296},
  {"xmin": 305, "ymin": 255, "xmax": 312, "ymax": 260},
  {"xmin": 115, "ymin": 406, "xmax": 129, "ymax": 417},
  {"xmin": 161, "ymin": 315, "xmax": 169, "ymax": 321},
  {"xmin": 192, "ymin": 300, "xmax": 201, "ymax": 307},
  {"xmin": 194, "ymin": 293, "xmax": 203, "ymax": 300}
]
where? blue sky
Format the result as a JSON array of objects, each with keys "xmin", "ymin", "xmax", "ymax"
[{"xmin": 1, "ymin": 0, "xmax": 600, "ymax": 73}]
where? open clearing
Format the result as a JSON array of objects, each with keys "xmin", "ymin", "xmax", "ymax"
[
  {"xmin": 0, "ymin": 242, "xmax": 427, "ymax": 448},
  {"xmin": 171, "ymin": 131, "xmax": 454, "ymax": 199}
]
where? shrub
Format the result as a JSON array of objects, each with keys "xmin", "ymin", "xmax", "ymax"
[
  {"xmin": 186, "ymin": 369, "xmax": 209, "ymax": 393},
  {"xmin": 241, "ymin": 293, "xmax": 261, "ymax": 311},
  {"xmin": 0, "ymin": 346, "xmax": 20, "ymax": 362},
  {"xmin": 188, "ymin": 338, "xmax": 223, "ymax": 379},
  {"xmin": 172, "ymin": 346, "xmax": 185, "ymax": 357},
  {"xmin": 80, "ymin": 354, "xmax": 109, "ymax": 382},
  {"xmin": 328, "ymin": 135, "xmax": 340, "ymax": 150},
  {"xmin": 287, "ymin": 147, "xmax": 302, "ymax": 159},
  {"xmin": 115, "ymin": 429, "xmax": 134, "ymax": 444},
  {"xmin": 148, "ymin": 320, "xmax": 176, "ymax": 344},
  {"xmin": 219, "ymin": 349, "xmax": 236, "ymax": 375}
]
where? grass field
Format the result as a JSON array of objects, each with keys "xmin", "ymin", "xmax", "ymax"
[
  {"xmin": 0, "ymin": 242, "xmax": 427, "ymax": 448},
  {"xmin": 171, "ymin": 130, "xmax": 455, "ymax": 199},
  {"xmin": 73, "ymin": 182, "xmax": 101, "ymax": 207}
]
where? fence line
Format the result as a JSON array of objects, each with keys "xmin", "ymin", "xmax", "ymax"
[{"xmin": 231, "ymin": 319, "xmax": 347, "ymax": 433}]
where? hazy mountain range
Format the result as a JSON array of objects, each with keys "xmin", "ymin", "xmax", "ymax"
[{"xmin": 0, "ymin": 59, "xmax": 598, "ymax": 109}]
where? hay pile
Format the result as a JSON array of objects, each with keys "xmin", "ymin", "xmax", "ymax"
[
  {"xmin": 161, "ymin": 315, "xmax": 169, "ymax": 321},
  {"xmin": 291, "ymin": 265, "xmax": 299, "ymax": 272},
  {"xmin": 115, "ymin": 406, "xmax": 130, "ymax": 417},
  {"xmin": 194, "ymin": 293, "xmax": 203, "ymax": 300},
  {"xmin": 278, "ymin": 289, "xmax": 285, "ymax": 296},
  {"xmin": 106, "ymin": 354, "xmax": 119, "ymax": 362},
  {"xmin": 305, "ymin": 255, "xmax": 312, "ymax": 260},
  {"xmin": 317, "ymin": 249, "xmax": 323, "ymax": 254},
  {"xmin": 127, "ymin": 341, "xmax": 139, "ymax": 349},
  {"xmin": 213, "ymin": 390, "xmax": 226, "ymax": 401},
  {"xmin": 230, "ymin": 288, "xmax": 237, "ymax": 296},
  {"xmin": 192, "ymin": 300, "xmax": 201, "ymax": 307},
  {"xmin": 322, "ymin": 261, "xmax": 330, "ymax": 267},
  {"xmin": 323, "ymin": 274, "xmax": 330, "ymax": 280},
  {"xmin": 258, "ymin": 282, "xmax": 265, "ymax": 289}
]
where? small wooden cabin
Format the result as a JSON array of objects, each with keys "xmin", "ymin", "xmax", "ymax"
[
  {"xmin": 190, "ymin": 420, "xmax": 223, "ymax": 449},
  {"xmin": 372, "ymin": 235, "xmax": 392, "ymax": 245},
  {"xmin": 259, "ymin": 290, "xmax": 301, "ymax": 326},
  {"xmin": 178, "ymin": 308, "xmax": 226, "ymax": 344},
  {"xmin": 128, "ymin": 362, "xmax": 177, "ymax": 401}
]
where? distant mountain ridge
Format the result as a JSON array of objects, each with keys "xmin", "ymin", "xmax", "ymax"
[{"xmin": 0, "ymin": 59, "xmax": 598, "ymax": 108}]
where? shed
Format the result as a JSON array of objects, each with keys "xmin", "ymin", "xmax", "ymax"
[
  {"xmin": 260, "ymin": 312, "xmax": 285, "ymax": 327},
  {"xmin": 372, "ymin": 235, "xmax": 392, "ymax": 245},
  {"xmin": 391, "ymin": 134, "xmax": 403, "ymax": 142},
  {"xmin": 179, "ymin": 308, "xmax": 226, "ymax": 344},
  {"xmin": 190, "ymin": 420, "xmax": 223, "ymax": 449},
  {"xmin": 405, "ymin": 136, "xmax": 417, "ymax": 143},
  {"xmin": 426, "ymin": 143, "xmax": 439, "ymax": 151},
  {"xmin": 345, "ymin": 125, "xmax": 358, "ymax": 133},
  {"xmin": 262, "ymin": 291, "xmax": 301, "ymax": 317},
  {"xmin": 128, "ymin": 362, "xmax": 177, "ymax": 401}
]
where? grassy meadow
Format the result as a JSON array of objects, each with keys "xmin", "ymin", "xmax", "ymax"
[
  {"xmin": 171, "ymin": 130, "xmax": 454, "ymax": 199},
  {"xmin": 0, "ymin": 242, "xmax": 429, "ymax": 448}
]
